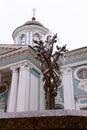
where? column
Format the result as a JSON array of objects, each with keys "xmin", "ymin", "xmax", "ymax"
[
  {"xmin": 30, "ymin": 30, "xmax": 33, "ymax": 46},
  {"xmin": 62, "ymin": 67, "xmax": 75, "ymax": 109},
  {"xmin": 7, "ymin": 66, "xmax": 19, "ymax": 112},
  {"xmin": 17, "ymin": 62, "xmax": 31, "ymax": 112}
]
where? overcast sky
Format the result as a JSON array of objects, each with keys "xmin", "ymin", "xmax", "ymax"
[{"xmin": 0, "ymin": 0, "xmax": 87, "ymax": 50}]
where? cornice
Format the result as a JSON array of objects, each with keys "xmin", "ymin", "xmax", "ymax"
[
  {"xmin": 0, "ymin": 44, "xmax": 28, "ymax": 49},
  {"xmin": 75, "ymin": 93, "xmax": 87, "ymax": 99},
  {"xmin": 66, "ymin": 47, "xmax": 87, "ymax": 61}
]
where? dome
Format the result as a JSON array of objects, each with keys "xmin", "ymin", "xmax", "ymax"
[
  {"xmin": 12, "ymin": 16, "xmax": 49, "ymax": 45},
  {"xmin": 23, "ymin": 17, "xmax": 44, "ymax": 27}
]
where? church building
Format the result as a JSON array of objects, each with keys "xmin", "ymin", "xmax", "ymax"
[{"xmin": 0, "ymin": 15, "xmax": 87, "ymax": 112}]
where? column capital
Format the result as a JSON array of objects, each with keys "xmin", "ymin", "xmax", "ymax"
[
  {"xmin": 10, "ymin": 61, "xmax": 32, "ymax": 71},
  {"xmin": 19, "ymin": 61, "xmax": 32, "ymax": 71},
  {"xmin": 61, "ymin": 66, "xmax": 72, "ymax": 74},
  {"xmin": 10, "ymin": 65, "xmax": 18, "ymax": 72}
]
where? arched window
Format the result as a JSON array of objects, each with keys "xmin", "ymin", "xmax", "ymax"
[
  {"xmin": 19, "ymin": 34, "xmax": 26, "ymax": 44},
  {"xmin": 74, "ymin": 66, "xmax": 87, "ymax": 80},
  {"xmin": 77, "ymin": 68, "xmax": 87, "ymax": 79},
  {"xmin": 33, "ymin": 33, "xmax": 40, "ymax": 41}
]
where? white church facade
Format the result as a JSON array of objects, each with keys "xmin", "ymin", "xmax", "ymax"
[{"xmin": 0, "ymin": 16, "xmax": 87, "ymax": 112}]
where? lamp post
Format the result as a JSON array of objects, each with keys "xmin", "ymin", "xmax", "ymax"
[{"xmin": 34, "ymin": 33, "xmax": 67, "ymax": 109}]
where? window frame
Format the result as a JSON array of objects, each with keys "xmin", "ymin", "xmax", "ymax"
[
  {"xmin": 19, "ymin": 33, "xmax": 26, "ymax": 44},
  {"xmin": 74, "ymin": 66, "xmax": 87, "ymax": 81}
]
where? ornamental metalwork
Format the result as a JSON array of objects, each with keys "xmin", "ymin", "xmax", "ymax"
[{"xmin": 34, "ymin": 33, "xmax": 67, "ymax": 109}]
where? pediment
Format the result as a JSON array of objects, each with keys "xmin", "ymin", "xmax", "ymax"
[
  {"xmin": 0, "ymin": 44, "xmax": 39, "ymax": 69},
  {"xmin": 0, "ymin": 44, "xmax": 36, "ymax": 62},
  {"xmin": 0, "ymin": 44, "xmax": 28, "ymax": 55}
]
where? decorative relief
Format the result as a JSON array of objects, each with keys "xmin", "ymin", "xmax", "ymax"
[{"xmin": 78, "ymin": 80, "xmax": 87, "ymax": 91}]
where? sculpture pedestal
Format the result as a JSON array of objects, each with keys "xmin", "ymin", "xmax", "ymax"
[{"xmin": 0, "ymin": 109, "xmax": 87, "ymax": 129}]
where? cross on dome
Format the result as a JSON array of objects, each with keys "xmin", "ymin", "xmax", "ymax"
[{"xmin": 32, "ymin": 8, "xmax": 36, "ymax": 21}]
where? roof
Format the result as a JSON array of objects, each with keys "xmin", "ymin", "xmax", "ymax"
[
  {"xmin": 23, "ymin": 17, "xmax": 44, "ymax": 27},
  {"xmin": 12, "ymin": 17, "xmax": 49, "ymax": 38}
]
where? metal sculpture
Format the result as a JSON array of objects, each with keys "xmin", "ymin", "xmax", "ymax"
[{"xmin": 34, "ymin": 33, "xmax": 67, "ymax": 109}]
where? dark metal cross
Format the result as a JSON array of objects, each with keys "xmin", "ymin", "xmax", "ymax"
[{"xmin": 33, "ymin": 8, "xmax": 35, "ymax": 17}]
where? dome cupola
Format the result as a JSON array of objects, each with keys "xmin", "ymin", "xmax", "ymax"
[{"xmin": 12, "ymin": 15, "xmax": 49, "ymax": 46}]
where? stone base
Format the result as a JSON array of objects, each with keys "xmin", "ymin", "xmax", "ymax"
[{"xmin": 0, "ymin": 109, "xmax": 87, "ymax": 129}]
